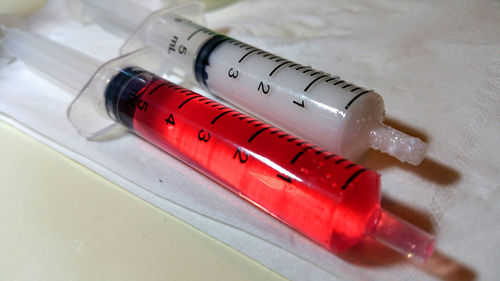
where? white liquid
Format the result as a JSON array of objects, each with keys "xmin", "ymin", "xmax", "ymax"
[{"xmin": 205, "ymin": 40, "xmax": 384, "ymax": 160}]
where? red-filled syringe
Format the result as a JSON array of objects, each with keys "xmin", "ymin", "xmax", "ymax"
[{"xmin": 1, "ymin": 27, "xmax": 435, "ymax": 262}]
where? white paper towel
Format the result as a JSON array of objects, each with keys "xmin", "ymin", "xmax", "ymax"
[{"xmin": 1, "ymin": 0, "xmax": 499, "ymax": 280}]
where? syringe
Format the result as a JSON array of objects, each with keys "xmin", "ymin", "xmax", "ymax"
[
  {"xmin": 83, "ymin": 0, "xmax": 428, "ymax": 165},
  {"xmin": 1, "ymin": 27, "xmax": 435, "ymax": 262}
]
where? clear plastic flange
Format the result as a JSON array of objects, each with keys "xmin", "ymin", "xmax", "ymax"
[
  {"xmin": 67, "ymin": 46, "xmax": 169, "ymax": 139},
  {"xmin": 120, "ymin": 1, "xmax": 205, "ymax": 58}
]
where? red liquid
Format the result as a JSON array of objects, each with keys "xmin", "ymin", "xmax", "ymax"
[{"xmin": 108, "ymin": 69, "xmax": 381, "ymax": 253}]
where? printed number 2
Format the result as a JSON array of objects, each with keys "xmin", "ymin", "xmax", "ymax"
[
  {"xmin": 233, "ymin": 148, "xmax": 249, "ymax": 163},
  {"xmin": 228, "ymin": 68, "xmax": 239, "ymax": 79},
  {"xmin": 258, "ymin": 82, "xmax": 270, "ymax": 94}
]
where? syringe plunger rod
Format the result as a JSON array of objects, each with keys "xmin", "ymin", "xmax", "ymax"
[
  {"xmin": 1, "ymin": 27, "xmax": 100, "ymax": 93},
  {"xmin": 82, "ymin": 0, "xmax": 151, "ymax": 38}
]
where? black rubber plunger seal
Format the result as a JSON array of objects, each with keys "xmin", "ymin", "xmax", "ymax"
[
  {"xmin": 194, "ymin": 35, "xmax": 229, "ymax": 88},
  {"xmin": 105, "ymin": 67, "xmax": 149, "ymax": 129}
]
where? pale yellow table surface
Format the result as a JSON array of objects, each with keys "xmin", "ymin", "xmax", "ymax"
[{"xmin": 0, "ymin": 121, "xmax": 288, "ymax": 281}]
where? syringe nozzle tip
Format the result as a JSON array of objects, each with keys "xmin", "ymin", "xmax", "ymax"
[
  {"xmin": 368, "ymin": 210, "xmax": 435, "ymax": 263},
  {"xmin": 369, "ymin": 124, "xmax": 427, "ymax": 165}
]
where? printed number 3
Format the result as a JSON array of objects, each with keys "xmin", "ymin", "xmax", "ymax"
[
  {"xmin": 228, "ymin": 68, "xmax": 239, "ymax": 79},
  {"xmin": 198, "ymin": 130, "xmax": 211, "ymax": 142}
]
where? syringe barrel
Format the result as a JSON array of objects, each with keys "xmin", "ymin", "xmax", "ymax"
[
  {"xmin": 120, "ymin": 13, "xmax": 386, "ymax": 162},
  {"xmin": 105, "ymin": 67, "xmax": 382, "ymax": 253}
]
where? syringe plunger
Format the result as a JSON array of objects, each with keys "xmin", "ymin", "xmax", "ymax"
[{"xmin": 1, "ymin": 27, "xmax": 100, "ymax": 93}]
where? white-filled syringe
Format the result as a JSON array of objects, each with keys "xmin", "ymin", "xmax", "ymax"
[
  {"xmin": 1, "ymin": 27, "xmax": 435, "ymax": 262},
  {"xmin": 83, "ymin": 0, "xmax": 428, "ymax": 165}
]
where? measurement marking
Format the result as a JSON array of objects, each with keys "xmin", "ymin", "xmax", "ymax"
[
  {"xmin": 167, "ymin": 84, "xmax": 176, "ymax": 88},
  {"xmin": 147, "ymin": 82, "xmax": 169, "ymax": 96},
  {"xmin": 342, "ymin": 84, "xmax": 351, "ymax": 89},
  {"xmin": 304, "ymin": 74, "xmax": 329, "ymax": 92},
  {"xmin": 302, "ymin": 69, "xmax": 312, "ymax": 74},
  {"xmin": 270, "ymin": 129, "xmax": 281, "ymax": 134},
  {"xmin": 211, "ymin": 104, "xmax": 219, "ymax": 107},
  {"xmin": 269, "ymin": 56, "xmax": 278, "ymax": 60},
  {"xmin": 247, "ymin": 120, "xmax": 257, "ymax": 124},
  {"xmin": 310, "ymin": 71, "xmax": 322, "ymax": 76},
  {"xmin": 256, "ymin": 51, "xmax": 266, "ymax": 55},
  {"xmin": 275, "ymin": 58, "xmax": 285, "ymax": 63},
  {"xmin": 334, "ymin": 80, "xmax": 344, "ymax": 85},
  {"xmin": 315, "ymin": 149, "xmax": 327, "ymax": 155},
  {"xmin": 345, "ymin": 90, "xmax": 370, "ymax": 110},
  {"xmin": 254, "ymin": 123, "xmax": 265, "ymax": 127},
  {"xmin": 187, "ymin": 28, "xmax": 204, "ymax": 40},
  {"xmin": 287, "ymin": 137, "xmax": 298, "ymax": 142},
  {"xmin": 211, "ymin": 110, "xmax": 233, "ymax": 124},
  {"xmin": 217, "ymin": 107, "xmax": 228, "ymax": 110},
  {"xmin": 341, "ymin": 169, "xmax": 367, "ymax": 190},
  {"xmin": 198, "ymin": 98, "xmax": 208, "ymax": 102},
  {"xmin": 288, "ymin": 63, "xmax": 299, "ymax": 68},
  {"xmin": 239, "ymin": 116, "xmax": 250, "ymax": 120},
  {"xmin": 278, "ymin": 134, "xmax": 289, "ymax": 138},
  {"xmin": 277, "ymin": 174, "xmax": 292, "ymax": 183},
  {"xmin": 238, "ymin": 49, "xmax": 257, "ymax": 63},
  {"xmin": 345, "ymin": 163, "xmax": 357, "ymax": 169},
  {"xmin": 185, "ymin": 92, "xmax": 198, "ymax": 96},
  {"xmin": 232, "ymin": 113, "xmax": 243, "ymax": 117},
  {"xmin": 244, "ymin": 46, "xmax": 253, "ymax": 50},
  {"xmin": 269, "ymin": 62, "xmax": 290, "ymax": 76},
  {"xmin": 295, "ymin": 66, "xmax": 306, "ymax": 71},
  {"xmin": 178, "ymin": 95, "xmax": 201, "ymax": 109},
  {"xmin": 293, "ymin": 100, "xmax": 305, "ymax": 107},
  {"xmin": 174, "ymin": 87, "xmax": 182, "ymax": 91},
  {"xmin": 248, "ymin": 127, "xmax": 270, "ymax": 143},
  {"xmin": 263, "ymin": 54, "xmax": 271, "ymax": 58},
  {"xmin": 325, "ymin": 77, "xmax": 337, "ymax": 83},
  {"xmin": 324, "ymin": 154, "xmax": 337, "ymax": 160},
  {"xmin": 296, "ymin": 141, "xmax": 307, "ymax": 146},
  {"xmin": 291, "ymin": 146, "xmax": 316, "ymax": 164},
  {"xmin": 180, "ymin": 90, "xmax": 191, "ymax": 93},
  {"xmin": 335, "ymin": 159, "xmax": 347, "ymax": 164},
  {"xmin": 350, "ymin": 87, "xmax": 361, "ymax": 92},
  {"xmin": 204, "ymin": 101, "xmax": 215, "ymax": 104}
]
